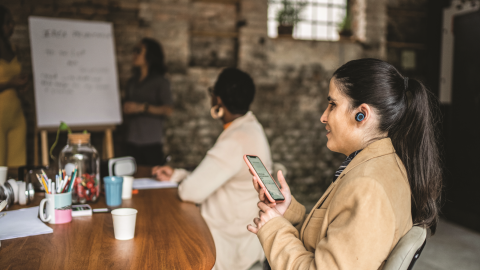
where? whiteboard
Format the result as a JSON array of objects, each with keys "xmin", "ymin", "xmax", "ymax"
[{"xmin": 29, "ymin": 16, "xmax": 122, "ymax": 128}]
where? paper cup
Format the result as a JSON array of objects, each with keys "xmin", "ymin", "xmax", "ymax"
[
  {"xmin": 111, "ymin": 208, "xmax": 137, "ymax": 240},
  {"xmin": 121, "ymin": 176, "xmax": 134, "ymax": 200},
  {"xmin": 0, "ymin": 166, "xmax": 7, "ymax": 186}
]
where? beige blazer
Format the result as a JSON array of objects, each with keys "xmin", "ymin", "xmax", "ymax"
[
  {"xmin": 257, "ymin": 138, "xmax": 413, "ymax": 270},
  {"xmin": 171, "ymin": 112, "xmax": 272, "ymax": 270}
]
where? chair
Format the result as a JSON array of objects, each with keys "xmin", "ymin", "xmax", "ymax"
[
  {"xmin": 108, "ymin": 156, "xmax": 137, "ymax": 176},
  {"xmin": 383, "ymin": 226, "xmax": 427, "ymax": 270}
]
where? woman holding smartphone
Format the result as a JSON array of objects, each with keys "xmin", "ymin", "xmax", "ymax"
[
  {"xmin": 152, "ymin": 68, "xmax": 271, "ymax": 270},
  {"xmin": 247, "ymin": 58, "xmax": 442, "ymax": 270}
]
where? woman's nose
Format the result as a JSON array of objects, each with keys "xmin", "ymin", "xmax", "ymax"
[{"xmin": 320, "ymin": 111, "xmax": 327, "ymax": 124}]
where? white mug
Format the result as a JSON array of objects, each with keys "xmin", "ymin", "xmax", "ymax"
[
  {"xmin": 0, "ymin": 166, "xmax": 7, "ymax": 186},
  {"xmin": 39, "ymin": 192, "xmax": 72, "ymax": 224}
]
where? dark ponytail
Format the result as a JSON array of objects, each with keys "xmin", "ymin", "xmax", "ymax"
[{"xmin": 333, "ymin": 58, "xmax": 442, "ymax": 234}]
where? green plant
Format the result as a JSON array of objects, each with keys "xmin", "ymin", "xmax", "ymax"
[
  {"xmin": 275, "ymin": 0, "xmax": 307, "ymax": 26},
  {"xmin": 50, "ymin": 122, "xmax": 72, "ymax": 160},
  {"xmin": 49, "ymin": 122, "xmax": 88, "ymax": 160},
  {"xmin": 337, "ymin": 1, "xmax": 351, "ymax": 33}
]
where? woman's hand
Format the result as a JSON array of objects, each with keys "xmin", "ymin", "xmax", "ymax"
[
  {"xmin": 152, "ymin": 165, "xmax": 174, "ymax": 181},
  {"xmin": 250, "ymin": 170, "xmax": 292, "ymax": 215},
  {"xmin": 123, "ymin": 102, "xmax": 146, "ymax": 114},
  {"xmin": 247, "ymin": 201, "xmax": 282, "ymax": 234}
]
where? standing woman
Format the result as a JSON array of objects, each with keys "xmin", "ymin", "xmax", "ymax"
[
  {"xmin": 248, "ymin": 58, "xmax": 442, "ymax": 269},
  {"xmin": 123, "ymin": 38, "xmax": 173, "ymax": 166},
  {"xmin": 0, "ymin": 5, "xmax": 28, "ymax": 166}
]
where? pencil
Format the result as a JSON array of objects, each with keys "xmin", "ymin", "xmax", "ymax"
[
  {"xmin": 36, "ymin": 174, "xmax": 48, "ymax": 192},
  {"xmin": 42, "ymin": 175, "xmax": 49, "ymax": 194}
]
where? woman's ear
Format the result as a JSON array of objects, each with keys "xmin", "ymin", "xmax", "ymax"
[
  {"xmin": 216, "ymin": 96, "xmax": 223, "ymax": 106},
  {"xmin": 356, "ymin": 103, "xmax": 373, "ymax": 124}
]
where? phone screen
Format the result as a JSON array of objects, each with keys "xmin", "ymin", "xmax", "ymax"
[{"xmin": 247, "ymin": 156, "xmax": 285, "ymax": 200}]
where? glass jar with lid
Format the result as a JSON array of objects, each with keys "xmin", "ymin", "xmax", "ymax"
[{"xmin": 59, "ymin": 133, "xmax": 100, "ymax": 203}]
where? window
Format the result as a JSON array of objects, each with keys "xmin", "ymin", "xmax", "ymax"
[{"xmin": 268, "ymin": 0, "xmax": 348, "ymax": 41}]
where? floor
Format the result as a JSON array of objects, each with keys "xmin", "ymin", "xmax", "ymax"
[
  {"xmin": 415, "ymin": 219, "xmax": 480, "ymax": 270},
  {"xmin": 249, "ymin": 219, "xmax": 480, "ymax": 270}
]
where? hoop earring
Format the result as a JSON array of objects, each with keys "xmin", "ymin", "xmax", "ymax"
[{"xmin": 210, "ymin": 105, "xmax": 224, "ymax": 119}]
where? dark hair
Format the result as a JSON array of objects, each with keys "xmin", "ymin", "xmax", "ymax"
[
  {"xmin": 213, "ymin": 68, "xmax": 255, "ymax": 115},
  {"xmin": 0, "ymin": 5, "xmax": 13, "ymax": 53},
  {"xmin": 134, "ymin": 38, "xmax": 167, "ymax": 78},
  {"xmin": 333, "ymin": 58, "xmax": 442, "ymax": 234}
]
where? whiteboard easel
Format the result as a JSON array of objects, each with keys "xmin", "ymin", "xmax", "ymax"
[
  {"xmin": 28, "ymin": 17, "xmax": 122, "ymax": 165},
  {"xmin": 34, "ymin": 126, "xmax": 115, "ymax": 167}
]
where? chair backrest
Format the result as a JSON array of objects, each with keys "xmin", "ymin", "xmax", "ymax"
[
  {"xmin": 108, "ymin": 156, "xmax": 137, "ymax": 176},
  {"xmin": 383, "ymin": 226, "xmax": 427, "ymax": 270}
]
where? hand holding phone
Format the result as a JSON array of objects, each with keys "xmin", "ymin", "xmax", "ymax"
[{"xmin": 244, "ymin": 155, "xmax": 285, "ymax": 203}]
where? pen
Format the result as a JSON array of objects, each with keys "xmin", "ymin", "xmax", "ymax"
[
  {"xmin": 62, "ymin": 177, "xmax": 70, "ymax": 193},
  {"xmin": 52, "ymin": 182, "xmax": 56, "ymax": 194},
  {"xmin": 69, "ymin": 168, "xmax": 77, "ymax": 192}
]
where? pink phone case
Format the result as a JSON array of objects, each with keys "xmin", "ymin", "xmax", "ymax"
[{"xmin": 243, "ymin": 155, "xmax": 285, "ymax": 203}]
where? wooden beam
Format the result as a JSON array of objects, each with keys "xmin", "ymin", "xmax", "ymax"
[
  {"xmin": 41, "ymin": 130, "xmax": 49, "ymax": 167},
  {"xmin": 105, "ymin": 128, "xmax": 114, "ymax": 159},
  {"xmin": 38, "ymin": 125, "xmax": 116, "ymax": 133},
  {"xmin": 34, "ymin": 128, "xmax": 39, "ymax": 166}
]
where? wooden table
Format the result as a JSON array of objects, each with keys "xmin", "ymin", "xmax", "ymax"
[{"xmin": 0, "ymin": 189, "xmax": 216, "ymax": 270}]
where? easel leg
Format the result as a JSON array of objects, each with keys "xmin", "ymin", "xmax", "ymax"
[
  {"xmin": 105, "ymin": 129, "xmax": 114, "ymax": 159},
  {"xmin": 41, "ymin": 130, "xmax": 49, "ymax": 167},
  {"xmin": 34, "ymin": 129, "xmax": 39, "ymax": 166}
]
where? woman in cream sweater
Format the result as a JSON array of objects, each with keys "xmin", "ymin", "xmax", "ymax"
[
  {"xmin": 152, "ymin": 68, "xmax": 271, "ymax": 270},
  {"xmin": 247, "ymin": 59, "xmax": 442, "ymax": 270}
]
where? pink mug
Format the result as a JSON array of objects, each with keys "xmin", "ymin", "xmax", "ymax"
[{"xmin": 39, "ymin": 192, "xmax": 72, "ymax": 224}]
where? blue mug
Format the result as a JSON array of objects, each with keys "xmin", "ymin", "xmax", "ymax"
[{"xmin": 103, "ymin": 176, "xmax": 123, "ymax": 207}]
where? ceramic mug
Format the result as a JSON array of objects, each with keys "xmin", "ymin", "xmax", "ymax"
[{"xmin": 39, "ymin": 192, "xmax": 72, "ymax": 224}]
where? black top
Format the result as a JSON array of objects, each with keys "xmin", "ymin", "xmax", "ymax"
[{"xmin": 125, "ymin": 74, "xmax": 173, "ymax": 145}]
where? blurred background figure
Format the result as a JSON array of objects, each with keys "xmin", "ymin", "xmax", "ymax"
[
  {"xmin": 152, "ymin": 68, "xmax": 271, "ymax": 270},
  {"xmin": 0, "ymin": 4, "xmax": 28, "ymax": 167},
  {"xmin": 123, "ymin": 38, "xmax": 173, "ymax": 166}
]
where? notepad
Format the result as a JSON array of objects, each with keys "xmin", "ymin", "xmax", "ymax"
[
  {"xmin": 132, "ymin": 178, "xmax": 178, "ymax": 190},
  {"xmin": 0, "ymin": 206, "xmax": 53, "ymax": 241}
]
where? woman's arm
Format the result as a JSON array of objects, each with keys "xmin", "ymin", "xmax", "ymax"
[
  {"xmin": 0, "ymin": 75, "xmax": 28, "ymax": 93},
  {"xmin": 123, "ymin": 102, "xmax": 173, "ymax": 116},
  {"xmin": 176, "ymin": 138, "xmax": 243, "ymax": 204},
  {"xmin": 146, "ymin": 104, "xmax": 173, "ymax": 116},
  {"xmin": 257, "ymin": 177, "xmax": 396, "ymax": 270}
]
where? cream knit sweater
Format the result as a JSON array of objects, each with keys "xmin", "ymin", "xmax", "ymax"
[{"xmin": 170, "ymin": 111, "xmax": 272, "ymax": 270}]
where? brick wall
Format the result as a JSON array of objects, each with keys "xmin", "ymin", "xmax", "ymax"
[{"xmin": 5, "ymin": 0, "xmax": 386, "ymax": 210}]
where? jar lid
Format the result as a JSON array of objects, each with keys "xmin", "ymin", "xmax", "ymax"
[{"xmin": 68, "ymin": 133, "xmax": 90, "ymax": 144}]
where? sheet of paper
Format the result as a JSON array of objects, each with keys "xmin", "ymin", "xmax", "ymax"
[
  {"xmin": 132, "ymin": 178, "xmax": 178, "ymax": 190},
  {"xmin": 0, "ymin": 206, "xmax": 53, "ymax": 241}
]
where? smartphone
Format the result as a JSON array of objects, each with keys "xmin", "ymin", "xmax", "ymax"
[
  {"xmin": 71, "ymin": 204, "xmax": 92, "ymax": 217},
  {"xmin": 244, "ymin": 155, "xmax": 285, "ymax": 203}
]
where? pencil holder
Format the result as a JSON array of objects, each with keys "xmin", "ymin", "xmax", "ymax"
[
  {"xmin": 39, "ymin": 192, "xmax": 72, "ymax": 224},
  {"xmin": 103, "ymin": 176, "xmax": 123, "ymax": 207}
]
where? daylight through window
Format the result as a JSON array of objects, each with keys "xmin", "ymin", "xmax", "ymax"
[{"xmin": 268, "ymin": 0, "xmax": 348, "ymax": 41}]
